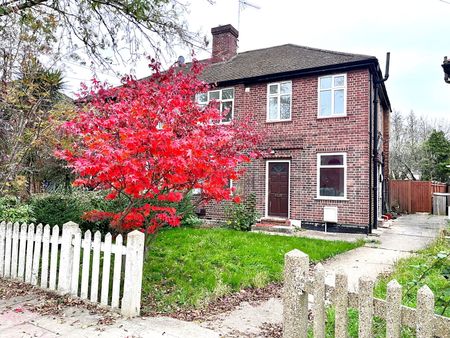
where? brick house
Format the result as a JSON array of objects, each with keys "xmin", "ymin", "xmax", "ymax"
[{"xmin": 197, "ymin": 24, "xmax": 391, "ymax": 234}]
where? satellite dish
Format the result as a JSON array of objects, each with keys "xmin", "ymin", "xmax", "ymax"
[{"xmin": 177, "ymin": 55, "xmax": 185, "ymax": 66}]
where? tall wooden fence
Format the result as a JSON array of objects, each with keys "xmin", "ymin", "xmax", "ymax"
[
  {"xmin": 283, "ymin": 249, "xmax": 450, "ymax": 338},
  {"xmin": 389, "ymin": 180, "xmax": 447, "ymax": 213},
  {"xmin": 0, "ymin": 221, "xmax": 144, "ymax": 317}
]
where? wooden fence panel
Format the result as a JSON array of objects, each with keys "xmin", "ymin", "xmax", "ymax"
[
  {"xmin": 412, "ymin": 181, "xmax": 431, "ymax": 213},
  {"xmin": 40, "ymin": 225, "xmax": 50, "ymax": 288},
  {"xmin": 18, "ymin": 223, "xmax": 27, "ymax": 280},
  {"xmin": 31, "ymin": 224, "xmax": 42, "ymax": 286},
  {"xmin": 390, "ymin": 180, "xmax": 448, "ymax": 214},
  {"xmin": 0, "ymin": 221, "xmax": 144, "ymax": 317},
  {"xmin": 0, "ymin": 222, "xmax": 5, "ymax": 276},
  {"xmin": 4, "ymin": 222, "xmax": 13, "ymax": 277}
]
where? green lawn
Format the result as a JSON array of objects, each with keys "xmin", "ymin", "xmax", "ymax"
[{"xmin": 141, "ymin": 227, "xmax": 362, "ymax": 313}]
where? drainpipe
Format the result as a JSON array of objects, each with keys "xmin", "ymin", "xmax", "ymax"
[
  {"xmin": 368, "ymin": 74, "xmax": 373, "ymax": 235},
  {"xmin": 373, "ymin": 52, "xmax": 390, "ymax": 231}
]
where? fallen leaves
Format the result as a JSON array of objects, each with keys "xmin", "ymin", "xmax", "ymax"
[
  {"xmin": 0, "ymin": 278, "xmax": 119, "ymax": 327},
  {"xmin": 142, "ymin": 282, "xmax": 282, "ymax": 321}
]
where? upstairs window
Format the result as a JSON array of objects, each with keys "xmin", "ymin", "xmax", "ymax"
[
  {"xmin": 318, "ymin": 74, "xmax": 346, "ymax": 117},
  {"xmin": 317, "ymin": 153, "xmax": 347, "ymax": 199},
  {"xmin": 267, "ymin": 81, "xmax": 292, "ymax": 122},
  {"xmin": 196, "ymin": 88, "xmax": 234, "ymax": 123}
]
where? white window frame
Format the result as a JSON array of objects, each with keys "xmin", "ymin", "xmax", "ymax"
[
  {"xmin": 317, "ymin": 74, "xmax": 347, "ymax": 118},
  {"xmin": 316, "ymin": 153, "xmax": 347, "ymax": 200},
  {"xmin": 266, "ymin": 81, "xmax": 292, "ymax": 122},
  {"xmin": 196, "ymin": 87, "xmax": 234, "ymax": 124},
  {"xmin": 265, "ymin": 159, "xmax": 291, "ymax": 219}
]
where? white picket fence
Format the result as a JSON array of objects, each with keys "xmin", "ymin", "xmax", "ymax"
[
  {"xmin": 283, "ymin": 249, "xmax": 450, "ymax": 338},
  {"xmin": 0, "ymin": 221, "xmax": 144, "ymax": 317}
]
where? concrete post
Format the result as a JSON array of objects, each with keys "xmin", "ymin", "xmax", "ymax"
[
  {"xmin": 416, "ymin": 285, "xmax": 434, "ymax": 338},
  {"xmin": 283, "ymin": 249, "xmax": 309, "ymax": 338},
  {"xmin": 313, "ymin": 263, "xmax": 325, "ymax": 338},
  {"xmin": 334, "ymin": 270, "xmax": 348, "ymax": 338},
  {"xmin": 386, "ymin": 280, "xmax": 402, "ymax": 338},
  {"xmin": 358, "ymin": 276, "xmax": 374, "ymax": 338}
]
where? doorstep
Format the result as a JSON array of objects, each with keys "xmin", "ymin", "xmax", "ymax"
[{"xmin": 251, "ymin": 223, "xmax": 294, "ymax": 234}]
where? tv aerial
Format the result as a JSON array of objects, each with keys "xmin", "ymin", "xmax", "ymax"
[{"xmin": 238, "ymin": 0, "xmax": 261, "ymax": 31}]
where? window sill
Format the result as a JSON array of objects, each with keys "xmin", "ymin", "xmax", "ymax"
[
  {"xmin": 266, "ymin": 119, "xmax": 292, "ymax": 124},
  {"xmin": 314, "ymin": 197, "xmax": 348, "ymax": 201},
  {"xmin": 317, "ymin": 114, "xmax": 347, "ymax": 119}
]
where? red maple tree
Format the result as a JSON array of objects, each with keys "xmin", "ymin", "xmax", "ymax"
[{"xmin": 56, "ymin": 60, "xmax": 260, "ymax": 236}]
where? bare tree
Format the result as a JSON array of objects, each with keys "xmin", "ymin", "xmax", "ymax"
[{"xmin": 389, "ymin": 110, "xmax": 450, "ymax": 180}]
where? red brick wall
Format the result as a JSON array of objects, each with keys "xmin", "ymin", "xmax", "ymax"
[{"xmin": 204, "ymin": 69, "xmax": 372, "ymax": 227}]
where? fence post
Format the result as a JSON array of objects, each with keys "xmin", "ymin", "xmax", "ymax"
[
  {"xmin": 334, "ymin": 270, "xmax": 348, "ymax": 338},
  {"xmin": 416, "ymin": 285, "xmax": 434, "ymax": 338},
  {"xmin": 313, "ymin": 263, "xmax": 325, "ymax": 338},
  {"xmin": 58, "ymin": 221, "xmax": 79, "ymax": 294},
  {"xmin": 121, "ymin": 230, "xmax": 145, "ymax": 317},
  {"xmin": 358, "ymin": 276, "xmax": 374, "ymax": 338},
  {"xmin": 0, "ymin": 222, "xmax": 5, "ymax": 277},
  {"xmin": 283, "ymin": 249, "xmax": 309, "ymax": 338},
  {"xmin": 386, "ymin": 280, "xmax": 402, "ymax": 338}
]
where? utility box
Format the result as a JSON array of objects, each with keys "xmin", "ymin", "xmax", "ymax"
[{"xmin": 323, "ymin": 206, "xmax": 338, "ymax": 223}]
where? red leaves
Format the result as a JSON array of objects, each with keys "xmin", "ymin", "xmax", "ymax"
[
  {"xmin": 56, "ymin": 59, "xmax": 261, "ymax": 234},
  {"xmin": 157, "ymin": 192, "xmax": 183, "ymax": 203}
]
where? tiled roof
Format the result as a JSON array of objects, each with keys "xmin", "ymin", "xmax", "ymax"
[{"xmin": 200, "ymin": 44, "xmax": 377, "ymax": 84}]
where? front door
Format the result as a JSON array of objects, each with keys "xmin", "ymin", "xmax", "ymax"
[{"xmin": 268, "ymin": 162, "xmax": 289, "ymax": 218}]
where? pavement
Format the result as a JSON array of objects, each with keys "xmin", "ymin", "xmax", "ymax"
[
  {"xmin": 0, "ymin": 214, "xmax": 447, "ymax": 338},
  {"xmin": 0, "ymin": 294, "xmax": 219, "ymax": 338}
]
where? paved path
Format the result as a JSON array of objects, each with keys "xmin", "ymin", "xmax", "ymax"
[
  {"xmin": 0, "ymin": 297, "xmax": 218, "ymax": 338},
  {"xmin": 0, "ymin": 214, "xmax": 446, "ymax": 338},
  {"xmin": 201, "ymin": 214, "xmax": 448, "ymax": 337}
]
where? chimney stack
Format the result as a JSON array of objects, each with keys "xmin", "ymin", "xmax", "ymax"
[{"xmin": 211, "ymin": 24, "xmax": 239, "ymax": 63}]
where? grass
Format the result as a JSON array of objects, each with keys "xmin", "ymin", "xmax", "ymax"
[
  {"xmin": 141, "ymin": 227, "xmax": 362, "ymax": 313},
  {"xmin": 374, "ymin": 234, "xmax": 450, "ymax": 317},
  {"xmin": 308, "ymin": 309, "xmax": 416, "ymax": 338}
]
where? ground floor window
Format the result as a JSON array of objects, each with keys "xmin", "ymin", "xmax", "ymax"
[{"xmin": 317, "ymin": 153, "xmax": 347, "ymax": 199}]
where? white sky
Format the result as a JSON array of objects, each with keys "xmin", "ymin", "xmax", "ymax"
[{"xmin": 62, "ymin": 0, "xmax": 450, "ymax": 121}]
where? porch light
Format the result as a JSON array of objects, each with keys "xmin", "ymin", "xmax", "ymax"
[{"xmin": 443, "ymin": 56, "xmax": 450, "ymax": 84}]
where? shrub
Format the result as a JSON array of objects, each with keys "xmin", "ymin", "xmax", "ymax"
[
  {"xmin": 0, "ymin": 196, "xmax": 36, "ymax": 223},
  {"xmin": 29, "ymin": 190, "xmax": 202, "ymax": 233},
  {"xmin": 225, "ymin": 193, "xmax": 258, "ymax": 231},
  {"xmin": 29, "ymin": 191, "xmax": 127, "ymax": 233}
]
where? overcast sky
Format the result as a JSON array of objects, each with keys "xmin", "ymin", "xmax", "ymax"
[{"xmin": 62, "ymin": 0, "xmax": 449, "ymax": 121}]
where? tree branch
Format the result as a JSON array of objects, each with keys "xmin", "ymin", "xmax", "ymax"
[{"xmin": 0, "ymin": 0, "xmax": 49, "ymax": 16}]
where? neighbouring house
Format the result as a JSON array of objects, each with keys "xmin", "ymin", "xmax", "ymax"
[{"xmin": 196, "ymin": 24, "xmax": 391, "ymax": 234}]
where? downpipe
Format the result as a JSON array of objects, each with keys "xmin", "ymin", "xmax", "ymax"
[{"xmin": 372, "ymin": 52, "xmax": 390, "ymax": 231}]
